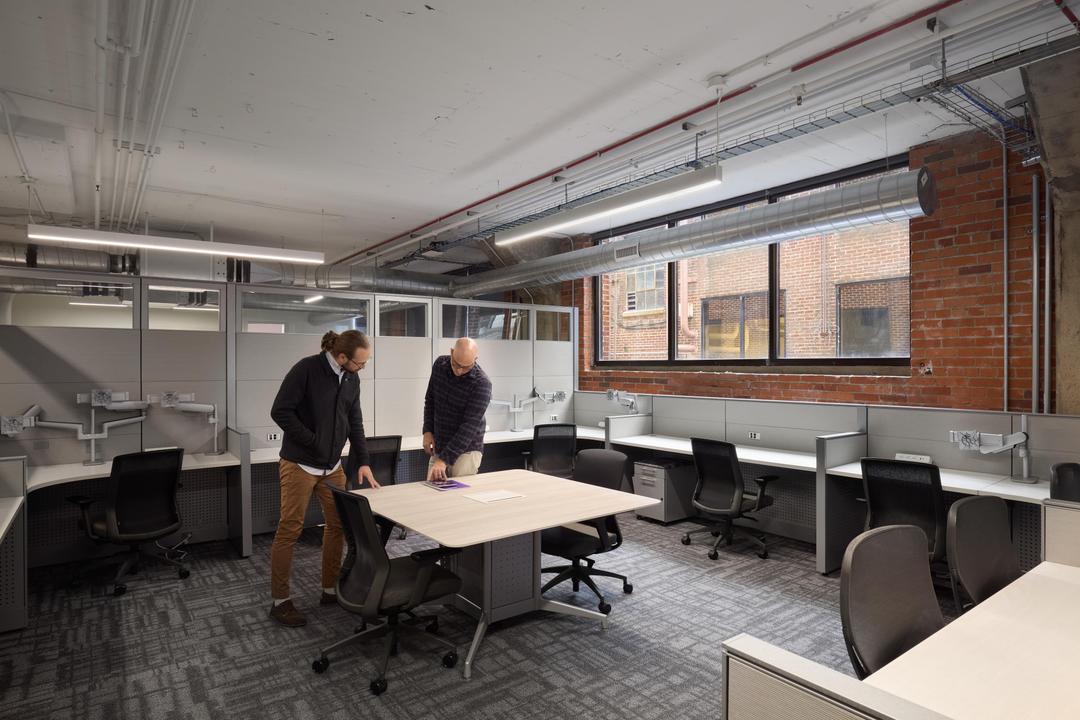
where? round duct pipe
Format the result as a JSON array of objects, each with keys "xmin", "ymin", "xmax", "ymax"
[
  {"xmin": 452, "ymin": 167, "xmax": 937, "ymax": 298},
  {"xmin": 248, "ymin": 261, "xmax": 454, "ymax": 296}
]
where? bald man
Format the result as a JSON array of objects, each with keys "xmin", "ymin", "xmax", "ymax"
[{"xmin": 422, "ymin": 337, "xmax": 493, "ymax": 481}]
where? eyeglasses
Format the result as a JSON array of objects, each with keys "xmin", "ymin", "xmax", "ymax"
[
  {"xmin": 450, "ymin": 353, "xmax": 475, "ymax": 373},
  {"xmin": 346, "ymin": 356, "xmax": 367, "ymax": 370}
]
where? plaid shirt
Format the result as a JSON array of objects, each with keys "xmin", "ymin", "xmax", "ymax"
[{"xmin": 423, "ymin": 355, "xmax": 492, "ymax": 466}]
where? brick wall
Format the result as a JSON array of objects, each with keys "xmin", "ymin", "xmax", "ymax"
[{"xmin": 565, "ymin": 130, "xmax": 1051, "ymax": 411}]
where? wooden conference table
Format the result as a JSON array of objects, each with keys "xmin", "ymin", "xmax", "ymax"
[
  {"xmin": 353, "ymin": 468, "xmax": 658, "ymax": 679},
  {"xmin": 865, "ymin": 561, "xmax": 1080, "ymax": 719}
]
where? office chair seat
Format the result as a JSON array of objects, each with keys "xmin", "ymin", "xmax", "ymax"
[
  {"xmin": 542, "ymin": 525, "xmax": 616, "ymax": 560},
  {"xmin": 88, "ymin": 513, "xmax": 182, "ymax": 542},
  {"xmin": 380, "ymin": 558, "xmax": 462, "ymax": 611}
]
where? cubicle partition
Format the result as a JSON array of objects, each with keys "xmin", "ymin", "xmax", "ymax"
[
  {"xmin": 0, "ymin": 456, "xmax": 27, "ymax": 633},
  {"xmin": 1044, "ymin": 499, "xmax": 1080, "ymax": 566},
  {"xmin": 651, "ymin": 396, "xmax": 724, "ymax": 440},
  {"xmin": 816, "ymin": 431, "xmax": 869, "ymax": 574}
]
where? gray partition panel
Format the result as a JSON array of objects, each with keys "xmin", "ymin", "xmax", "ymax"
[
  {"xmin": 143, "ymin": 380, "xmax": 226, "ymax": 454},
  {"xmin": 867, "ymin": 407, "xmax": 1013, "ymax": 475},
  {"xmin": 573, "ymin": 391, "xmax": 653, "ymax": 428},
  {"xmin": 142, "ymin": 330, "xmax": 226, "ymax": 382},
  {"xmin": 1016, "ymin": 414, "xmax": 1080, "ymax": 481},
  {"xmin": 817, "ymin": 432, "xmax": 869, "ymax": 574},
  {"xmin": 727, "ymin": 400, "xmax": 863, "ymax": 453},
  {"xmin": 0, "ymin": 326, "xmax": 140, "ymax": 384},
  {"xmin": 226, "ymin": 428, "xmax": 251, "ymax": 557},
  {"xmin": 236, "ymin": 333, "xmax": 323, "ymax": 381},
  {"xmin": 652, "ymin": 396, "xmax": 726, "ymax": 440}
]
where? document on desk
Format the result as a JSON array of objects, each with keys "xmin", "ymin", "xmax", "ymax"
[{"xmin": 463, "ymin": 489, "xmax": 523, "ymax": 503}]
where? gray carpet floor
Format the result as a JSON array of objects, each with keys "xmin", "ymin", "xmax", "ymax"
[{"xmin": 0, "ymin": 516, "xmax": 949, "ymax": 720}]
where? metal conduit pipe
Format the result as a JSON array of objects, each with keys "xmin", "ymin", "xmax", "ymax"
[
  {"xmin": 1044, "ymin": 175, "xmax": 1052, "ymax": 413},
  {"xmin": 1032, "ymin": 175, "xmax": 1039, "ymax": 414},
  {"xmin": 452, "ymin": 168, "xmax": 937, "ymax": 298},
  {"xmin": 1003, "ymin": 142, "xmax": 1009, "ymax": 412},
  {"xmin": 94, "ymin": 0, "xmax": 110, "ymax": 230}
]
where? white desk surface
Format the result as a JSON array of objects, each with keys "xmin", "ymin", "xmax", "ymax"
[
  {"xmin": 26, "ymin": 452, "xmax": 241, "ymax": 494},
  {"xmin": 826, "ymin": 462, "xmax": 1047, "ymax": 504},
  {"xmin": 352, "ymin": 468, "xmax": 658, "ymax": 548},
  {"xmin": 0, "ymin": 496, "xmax": 23, "ymax": 544},
  {"xmin": 866, "ymin": 562, "xmax": 1080, "ymax": 720},
  {"xmin": 612, "ymin": 434, "xmax": 818, "ymax": 472},
  {"xmin": 251, "ymin": 425, "xmax": 606, "ymax": 464}
]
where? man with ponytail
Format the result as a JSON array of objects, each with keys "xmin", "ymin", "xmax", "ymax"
[{"xmin": 267, "ymin": 329, "xmax": 377, "ymax": 627}]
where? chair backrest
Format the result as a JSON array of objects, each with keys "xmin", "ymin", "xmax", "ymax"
[
  {"xmin": 690, "ymin": 438, "xmax": 745, "ymax": 515},
  {"xmin": 1051, "ymin": 463, "xmax": 1080, "ymax": 502},
  {"xmin": 531, "ymin": 423, "xmax": 577, "ymax": 477},
  {"xmin": 348, "ymin": 435, "xmax": 402, "ymax": 490},
  {"xmin": 331, "ymin": 486, "xmax": 391, "ymax": 619},
  {"xmin": 572, "ymin": 448, "xmax": 627, "ymax": 549},
  {"xmin": 840, "ymin": 525, "xmax": 945, "ymax": 679},
  {"xmin": 110, "ymin": 448, "xmax": 184, "ymax": 535},
  {"xmin": 860, "ymin": 458, "xmax": 946, "ymax": 561},
  {"xmin": 947, "ymin": 495, "xmax": 1020, "ymax": 605}
]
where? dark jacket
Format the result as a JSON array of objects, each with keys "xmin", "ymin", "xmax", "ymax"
[
  {"xmin": 423, "ymin": 355, "xmax": 492, "ymax": 466},
  {"xmin": 271, "ymin": 353, "xmax": 369, "ymax": 472}
]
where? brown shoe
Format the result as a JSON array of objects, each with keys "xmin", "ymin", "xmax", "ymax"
[
  {"xmin": 320, "ymin": 591, "xmax": 338, "ymax": 606},
  {"xmin": 269, "ymin": 599, "xmax": 307, "ymax": 627}
]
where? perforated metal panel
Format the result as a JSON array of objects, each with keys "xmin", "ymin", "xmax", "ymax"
[
  {"xmin": 739, "ymin": 462, "xmax": 816, "ymax": 542},
  {"xmin": 490, "ymin": 534, "xmax": 536, "ymax": 609},
  {"xmin": 0, "ymin": 517, "xmax": 18, "ymax": 606},
  {"xmin": 251, "ymin": 462, "xmax": 282, "ymax": 535},
  {"xmin": 1011, "ymin": 501, "xmax": 1041, "ymax": 571},
  {"xmin": 175, "ymin": 469, "xmax": 229, "ymax": 542},
  {"xmin": 397, "ymin": 450, "xmax": 430, "ymax": 484}
]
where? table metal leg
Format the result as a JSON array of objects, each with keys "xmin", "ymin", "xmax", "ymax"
[
  {"xmin": 462, "ymin": 616, "xmax": 489, "ymax": 680},
  {"xmin": 539, "ymin": 598, "xmax": 610, "ymax": 630}
]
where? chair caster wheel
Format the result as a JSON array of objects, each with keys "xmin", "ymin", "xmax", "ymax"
[
  {"xmin": 623, "ymin": 583, "xmax": 633, "ymax": 594},
  {"xmin": 178, "ymin": 568, "xmax": 190, "ymax": 579},
  {"xmin": 113, "ymin": 584, "xmax": 127, "ymax": 596},
  {"xmin": 370, "ymin": 678, "xmax": 387, "ymax": 696},
  {"xmin": 426, "ymin": 620, "xmax": 439, "ymax": 634},
  {"xmin": 354, "ymin": 622, "xmax": 367, "ymax": 634},
  {"xmin": 598, "ymin": 601, "xmax": 611, "ymax": 614},
  {"xmin": 442, "ymin": 651, "xmax": 458, "ymax": 668},
  {"xmin": 758, "ymin": 551, "xmax": 769, "ymax": 559},
  {"xmin": 312, "ymin": 657, "xmax": 329, "ymax": 674},
  {"xmin": 680, "ymin": 535, "xmax": 691, "ymax": 546},
  {"xmin": 707, "ymin": 550, "xmax": 719, "ymax": 560},
  {"xmin": 711, "ymin": 531, "xmax": 722, "ymax": 537}
]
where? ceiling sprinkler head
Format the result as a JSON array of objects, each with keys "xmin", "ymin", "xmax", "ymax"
[{"xmin": 706, "ymin": 73, "xmax": 727, "ymax": 93}]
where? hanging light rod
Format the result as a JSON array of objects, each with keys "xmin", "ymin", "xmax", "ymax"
[
  {"xmin": 493, "ymin": 163, "xmax": 722, "ymax": 247},
  {"xmin": 26, "ymin": 225, "xmax": 324, "ymax": 265}
]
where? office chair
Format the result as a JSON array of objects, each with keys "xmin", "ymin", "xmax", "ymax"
[
  {"xmin": 66, "ymin": 448, "xmax": 189, "ymax": 596},
  {"xmin": 1051, "ymin": 462, "xmax": 1080, "ymax": 502},
  {"xmin": 681, "ymin": 438, "xmax": 775, "ymax": 560},
  {"xmin": 947, "ymin": 496, "xmax": 1020, "ymax": 611},
  {"xmin": 348, "ymin": 435, "xmax": 405, "ymax": 541},
  {"xmin": 312, "ymin": 487, "xmax": 462, "ymax": 696},
  {"xmin": 840, "ymin": 524, "xmax": 945, "ymax": 679},
  {"xmin": 540, "ymin": 449, "xmax": 632, "ymax": 614},
  {"xmin": 526, "ymin": 423, "xmax": 577, "ymax": 478},
  {"xmin": 860, "ymin": 458, "xmax": 947, "ymax": 564}
]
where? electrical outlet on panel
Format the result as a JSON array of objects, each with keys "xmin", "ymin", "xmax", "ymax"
[
  {"xmin": 550, "ymin": 415, "xmax": 559, "ymax": 422},
  {"xmin": 748, "ymin": 431, "xmax": 761, "ymax": 440},
  {"xmin": 267, "ymin": 432, "xmax": 280, "ymax": 442},
  {"xmin": 895, "ymin": 452, "xmax": 933, "ymax": 464}
]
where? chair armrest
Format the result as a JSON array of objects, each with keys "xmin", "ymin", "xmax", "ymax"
[
  {"xmin": 65, "ymin": 495, "xmax": 96, "ymax": 507},
  {"xmin": 751, "ymin": 475, "xmax": 778, "ymax": 511},
  {"xmin": 409, "ymin": 546, "xmax": 462, "ymax": 564}
]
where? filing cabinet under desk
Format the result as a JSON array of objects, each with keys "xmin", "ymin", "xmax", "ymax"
[{"xmin": 633, "ymin": 460, "xmax": 696, "ymax": 524}]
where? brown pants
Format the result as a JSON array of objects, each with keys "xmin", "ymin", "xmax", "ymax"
[{"xmin": 270, "ymin": 459, "xmax": 347, "ymax": 600}]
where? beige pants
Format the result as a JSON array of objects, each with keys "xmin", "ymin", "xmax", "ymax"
[{"xmin": 429, "ymin": 451, "xmax": 483, "ymax": 478}]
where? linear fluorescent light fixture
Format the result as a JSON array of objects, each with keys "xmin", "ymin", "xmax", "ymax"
[
  {"xmin": 27, "ymin": 225, "xmax": 324, "ymax": 265},
  {"xmin": 494, "ymin": 164, "xmax": 722, "ymax": 247},
  {"xmin": 68, "ymin": 301, "xmax": 131, "ymax": 308},
  {"xmin": 303, "ymin": 295, "xmax": 324, "ymax": 304}
]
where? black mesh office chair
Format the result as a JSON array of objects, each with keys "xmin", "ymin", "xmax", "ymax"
[
  {"xmin": 680, "ymin": 438, "xmax": 775, "ymax": 560},
  {"xmin": 840, "ymin": 525, "xmax": 945, "ymax": 679},
  {"xmin": 860, "ymin": 458, "xmax": 947, "ymax": 563},
  {"xmin": 540, "ymin": 449, "xmax": 632, "ymax": 614},
  {"xmin": 947, "ymin": 496, "xmax": 1020, "ymax": 610},
  {"xmin": 66, "ymin": 448, "xmax": 189, "ymax": 596},
  {"xmin": 1051, "ymin": 462, "xmax": 1080, "ymax": 502},
  {"xmin": 349, "ymin": 435, "xmax": 406, "ymax": 541},
  {"xmin": 526, "ymin": 423, "xmax": 577, "ymax": 478},
  {"xmin": 312, "ymin": 487, "xmax": 462, "ymax": 696}
]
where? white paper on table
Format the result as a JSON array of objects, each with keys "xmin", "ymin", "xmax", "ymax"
[{"xmin": 463, "ymin": 489, "xmax": 523, "ymax": 503}]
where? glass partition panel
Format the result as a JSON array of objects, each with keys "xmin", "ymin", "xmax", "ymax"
[
  {"xmin": 0, "ymin": 275, "xmax": 134, "ymax": 328},
  {"xmin": 378, "ymin": 299, "xmax": 427, "ymax": 337},
  {"xmin": 442, "ymin": 304, "xmax": 530, "ymax": 340},
  {"xmin": 147, "ymin": 285, "xmax": 220, "ymax": 330},
  {"xmin": 536, "ymin": 310, "xmax": 571, "ymax": 341},
  {"xmin": 241, "ymin": 291, "xmax": 369, "ymax": 334}
]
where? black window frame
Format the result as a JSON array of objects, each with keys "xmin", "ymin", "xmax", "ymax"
[{"xmin": 593, "ymin": 154, "xmax": 911, "ymax": 369}]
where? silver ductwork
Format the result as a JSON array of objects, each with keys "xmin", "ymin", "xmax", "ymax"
[
  {"xmin": 452, "ymin": 167, "xmax": 937, "ymax": 298},
  {"xmin": 249, "ymin": 262, "xmax": 454, "ymax": 296},
  {"xmin": 0, "ymin": 242, "xmax": 118, "ymax": 272}
]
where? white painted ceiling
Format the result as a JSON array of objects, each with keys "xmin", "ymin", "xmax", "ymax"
[{"xmin": 0, "ymin": 0, "xmax": 1068, "ymax": 269}]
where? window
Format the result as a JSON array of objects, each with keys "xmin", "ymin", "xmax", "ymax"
[
  {"xmin": 378, "ymin": 300, "xmax": 427, "ymax": 337},
  {"xmin": 536, "ymin": 310, "xmax": 571, "ymax": 341},
  {"xmin": 241, "ymin": 291, "xmax": 369, "ymax": 334},
  {"xmin": 598, "ymin": 255, "xmax": 668, "ymax": 361},
  {"xmin": 593, "ymin": 161, "xmax": 910, "ymax": 366},
  {"xmin": 0, "ymin": 275, "xmax": 134, "ymax": 329},
  {"xmin": 147, "ymin": 285, "xmax": 220, "ymax": 331},
  {"xmin": 442, "ymin": 304, "xmax": 529, "ymax": 340}
]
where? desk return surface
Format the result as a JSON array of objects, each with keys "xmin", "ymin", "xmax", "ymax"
[
  {"xmin": 352, "ymin": 469, "xmax": 658, "ymax": 548},
  {"xmin": 613, "ymin": 434, "xmax": 817, "ymax": 472}
]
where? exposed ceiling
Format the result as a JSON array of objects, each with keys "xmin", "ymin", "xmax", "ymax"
[{"xmin": 0, "ymin": 0, "xmax": 1073, "ymax": 272}]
